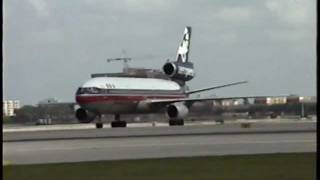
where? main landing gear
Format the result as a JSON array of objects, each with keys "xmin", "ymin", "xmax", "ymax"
[
  {"xmin": 169, "ymin": 119, "xmax": 184, "ymax": 126},
  {"xmin": 96, "ymin": 122, "xmax": 103, "ymax": 129},
  {"xmin": 111, "ymin": 114, "xmax": 127, "ymax": 128},
  {"xmin": 95, "ymin": 114, "xmax": 127, "ymax": 128},
  {"xmin": 96, "ymin": 115, "xmax": 103, "ymax": 129}
]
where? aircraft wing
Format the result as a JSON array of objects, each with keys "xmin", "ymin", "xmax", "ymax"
[{"xmin": 146, "ymin": 96, "xmax": 283, "ymax": 106}]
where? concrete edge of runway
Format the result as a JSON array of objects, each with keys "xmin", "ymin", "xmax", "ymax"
[
  {"xmin": 3, "ymin": 118, "xmax": 316, "ymax": 133},
  {"xmin": 3, "ymin": 122, "xmax": 316, "ymax": 142}
]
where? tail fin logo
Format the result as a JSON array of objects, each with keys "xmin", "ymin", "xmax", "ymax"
[{"xmin": 176, "ymin": 26, "xmax": 192, "ymax": 63}]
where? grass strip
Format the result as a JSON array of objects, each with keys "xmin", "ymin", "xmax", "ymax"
[{"xmin": 4, "ymin": 152, "xmax": 316, "ymax": 180}]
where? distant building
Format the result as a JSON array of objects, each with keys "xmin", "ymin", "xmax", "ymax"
[
  {"xmin": 221, "ymin": 99, "xmax": 241, "ymax": 106},
  {"xmin": 266, "ymin": 97, "xmax": 287, "ymax": 105},
  {"xmin": 3, "ymin": 100, "xmax": 20, "ymax": 116},
  {"xmin": 299, "ymin": 96, "xmax": 317, "ymax": 103},
  {"xmin": 253, "ymin": 96, "xmax": 316, "ymax": 105}
]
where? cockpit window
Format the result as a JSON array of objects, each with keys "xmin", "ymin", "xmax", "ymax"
[{"xmin": 76, "ymin": 87, "xmax": 101, "ymax": 94}]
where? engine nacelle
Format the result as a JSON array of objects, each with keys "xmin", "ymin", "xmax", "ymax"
[
  {"xmin": 75, "ymin": 108, "xmax": 96, "ymax": 123},
  {"xmin": 166, "ymin": 103, "xmax": 189, "ymax": 119},
  {"xmin": 163, "ymin": 62, "xmax": 195, "ymax": 81}
]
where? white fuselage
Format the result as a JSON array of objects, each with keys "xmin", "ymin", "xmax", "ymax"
[{"xmin": 75, "ymin": 77, "xmax": 187, "ymax": 114}]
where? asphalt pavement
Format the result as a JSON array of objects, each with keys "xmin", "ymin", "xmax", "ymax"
[{"xmin": 3, "ymin": 120, "xmax": 316, "ymax": 165}]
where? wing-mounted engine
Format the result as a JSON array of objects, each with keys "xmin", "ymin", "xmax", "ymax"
[
  {"xmin": 166, "ymin": 102, "xmax": 189, "ymax": 119},
  {"xmin": 75, "ymin": 107, "xmax": 96, "ymax": 123},
  {"xmin": 163, "ymin": 61, "xmax": 195, "ymax": 82}
]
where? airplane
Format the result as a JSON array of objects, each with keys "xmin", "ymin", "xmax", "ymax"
[{"xmin": 75, "ymin": 26, "xmax": 266, "ymax": 128}]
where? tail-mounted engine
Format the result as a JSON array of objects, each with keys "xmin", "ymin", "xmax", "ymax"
[
  {"xmin": 163, "ymin": 62, "xmax": 195, "ymax": 82},
  {"xmin": 163, "ymin": 26, "xmax": 195, "ymax": 83}
]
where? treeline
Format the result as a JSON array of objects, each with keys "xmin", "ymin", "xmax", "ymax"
[
  {"xmin": 7, "ymin": 101, "xmax": 317, "ymax": 124},
  {"xmin": 13, "ymin": 104, "xmax": 77, "ymax": 124}
]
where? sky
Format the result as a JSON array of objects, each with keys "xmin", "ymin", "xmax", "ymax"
[{"xmin": 3, "ymin": 0, "xmax": 317, "ymax": 105}]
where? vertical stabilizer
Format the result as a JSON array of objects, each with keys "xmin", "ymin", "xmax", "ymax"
[
  {"xmin": 176, "ymin": 26, "xmax": 192, "ymax": 63},
  {"xmin": 163, "ymin": 26, "xmax": 194, "ymax": 87}
]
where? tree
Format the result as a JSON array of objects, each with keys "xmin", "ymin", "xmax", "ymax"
[
  {"xmin": 2, "ymin": 116, "xmax": 12, "ymax": 124},
  {"xmin": 14, "ymin": 105, "xmax": 40, "ymax": 123}
]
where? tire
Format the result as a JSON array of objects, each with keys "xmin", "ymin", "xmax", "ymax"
[
  {"xmin": 169, "ymin": 120, "xmax": 176, "ymax": 126},
  {"xmin": 270, "ymin": 113, "xmax": 278, "ymax": 119},
  {"xmin": 111, "ymin": 121, "xmax": 118, "ymax": 128},
  {"xmin": 111, "ymin": 121, "xmax": 119, "ymax": 128},
  {"xmin": 177, "ymin": 119, "xmax": 184, "ymax": 126},
  {"xmin": 169, "ymin": 119, "xmax": 184, "ymax": 126},
  {"xmin": 119, "ymin": 121, "xmax": 127, "ymax": 127},
  {"xmin": 111, "ymin": 121, "xmax": 127, "ymax": 128},
  {"xmin": 96, "ymin": 122, "xmax": 103, "ymax": 129}
]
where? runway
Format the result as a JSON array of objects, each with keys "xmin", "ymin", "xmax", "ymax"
[
  {"xmin": 3, "ymin": 120, "xmax": 316, "ymax": 142},
  {"xmin": 3, "ymin": 132, "xmax": 316, "ymax": 165},
  {"xmin": 3, "ymin": 121, "xmax": 316, "ymax": 165}
]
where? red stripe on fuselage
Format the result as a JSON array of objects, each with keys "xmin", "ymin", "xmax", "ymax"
[{"xmin": 76, "ymin": 95, "xmax": 186, "ymax": 104}]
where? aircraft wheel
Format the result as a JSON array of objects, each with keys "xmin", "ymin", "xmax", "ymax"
[
  {"xmin": 169, "ymin": 119, "xmax": 184, "ymax": 126},
  {"xmin": 169, "ymin": 120, "xmax": 176, "ymax": 126},
  {"xmin": 177, "ymin": 119, "xmax": 184, "ymax": 125},
  {"xmin": 119, "ymin": 121, "xmax": 127, "ymax": 127},
  {"xmin": 111, "ymin": 121, "xmax": 118, "ymax": 127},
  {"xmin": 270, "ymin": 112, "xmax": 278, "ymax": 119},
  {"xmin": 96, "ymin": 122, "xmax": 103, "ymax": 129},
  {"xmin": 111, "ymin": 121, "xmax": 127, "ymax": 128}
]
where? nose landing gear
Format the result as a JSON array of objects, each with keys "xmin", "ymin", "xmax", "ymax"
[{"xmin": 96, "ymin": 114, "xmax": 103, "ymax": 129}]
